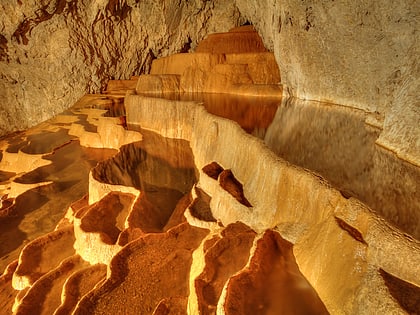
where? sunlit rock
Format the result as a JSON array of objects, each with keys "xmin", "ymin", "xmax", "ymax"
[
  {"xmin": 70, "ymin": 116, "xmax": 142, "ymax": 150},
  {"xmin": 0, "ymin": 150, "xmax": 51, "ymax": 175},
  {"xmin": 195, "ymin": 25, "xmax": 268, "ymax": 54},
  {"xmin": 188, "ymin": 222, "xmax": 257, "ymax": 314},
  {"xmin": 144, "ymin": 27, "xmax": 281, "ymax": 96},
  {"xmin": 103, "ymin": 79, "xmax": 137, "ymax": 95},
  {"xmin": 54, "ymin": 263, "xmax": 106, "ymax": 315},
  {"xmin": 0, "ymin": 260, "xmax": 18, "ymax": 314},
  {"xmin": 220, "ymin": 230, "xmax": 329, "ymax": 314},
  {"xmin": 125, "ymin": 55, "xmax": 420, "ymax": 314},
  {"xmin": 136, "ymin": 74, "xmax": 181, "ymax": 94},
  {"xmin": 73, "ymin": 192, "xmax": 135, "ymax": 265},
  {"xmin": 13, "ymin": 255, "xmax": 89, "ymax": 315}
]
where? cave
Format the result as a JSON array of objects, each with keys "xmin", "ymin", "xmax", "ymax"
[{"xmin": 0, "ymin": 1, "xmax": 419, "ymax": 314}]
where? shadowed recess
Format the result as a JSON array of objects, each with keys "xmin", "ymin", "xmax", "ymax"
[
  {"xmin": 334, "ymin": 217, "xmax": 367, "ymax": 245},
  {"xmin": 223, "ymin": 230, "xmax": 329, "ymax": 315},
  {"xmin": 0, "ymin": 187, "xmax": 49, "ymax": 258},
  {"xmin": 379, "ymin": 269, "xmax": 420, "ymax": 314}
]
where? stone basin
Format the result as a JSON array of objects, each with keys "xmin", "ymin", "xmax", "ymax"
[
  {"xmin": 0, "ymin": 95, "xmax": 120, "ymax": 272},
  {"xmin": 125, "ymin": 92, "xmax": 420, "ymax": 314}
]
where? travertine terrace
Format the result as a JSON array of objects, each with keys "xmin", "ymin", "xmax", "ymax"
[{"xmin": 0, "ymin": 26, "xmax": 419, "ymax": 315}]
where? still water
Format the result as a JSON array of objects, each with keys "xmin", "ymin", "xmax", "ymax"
[{"xmin": 139, "ymin": 92, "xmax": 420, "ymax": 238}]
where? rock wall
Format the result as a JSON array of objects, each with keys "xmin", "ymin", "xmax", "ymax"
[
  {"xmin": 235, "ymin": 0, "xmax": 420, "ymax": 165},
  {"xmin": 0, "ymin": 0, "xmax": 243, "ymax": 136}
]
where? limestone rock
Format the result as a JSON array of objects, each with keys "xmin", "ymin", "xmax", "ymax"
[
  {"xmin": 0, "ymin": 260, "xmax": 18, "ymax": 314},
  {"xmin": 145, "ymin": 27, "xmax": 282, "ymax": 96},
  {"xmin": 195, "ymin": 25, "xmax": 268, "ymax": 54},
  {"xmin": 73, "ymin": 192, "xmax": 135, "ymax": 265},
  {"xmin": 264, "ymin": 98, "xmax": 420, "ymax": 237},
  {"xmin": 54, "ymin": 264, "xmax": 107, "ymax": 315},
  {"xmin": 125, "ymin": 90, "xmax": 420, "ymax": 313},
  {"xmin": 0, "ymin": 0, "xmax": 243, "ymax": 137},
  {"xmin": 74, "ymin": 222, "xmax": 209, "ymax": 315},
  {"xmin": 235, "ymin": 0, "xmax": 420, "ymax": 165},
  {"xmin": 190, "ymin": 222, "xmax": 257, "ymax": 314},
  {"xmin": 13, "ymin": 255, "xmax": 89, "ymax": 315},
  {"xmin": 221, "ymin": 230, "xmax": 329, "ymax": 315}
]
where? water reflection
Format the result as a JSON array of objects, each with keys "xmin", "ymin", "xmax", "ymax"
[
  {"xmin": 264, "ymin": 98, "xmax": 420, "ymax": 238},
  {"xmin": 137, "ymin": 92, "xmax": 281, "ymax": 138},
  {"xmin": 0, "ymin": 170, "xmax": 15, "ymax": 182},
  {"xmin": 137, "ymin": 92, "xmax": 419, "ymax": 238},
  {"xmin": 73, "ymin": 113, "xmax": 98, "ymax": 133},
  {"xmin": 93, "ymin": 128, "xmax": 197, "ymax": 232},
  {"xmin": 0, "ymin": 188, "xmax": 49, "ymax": 259},
  {"xmin": 72, "ymin": 95, "xmax": 126, "ymax": 118},
  {"xmin": 0, "ymin": 106, "xmax": 117, "ymax": 271}
]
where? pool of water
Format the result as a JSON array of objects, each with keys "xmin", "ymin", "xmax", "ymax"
[
  {"xmin": 264, "ymin": 98, "xmax": 420, "ymax": 238},
  {"xmin": 0, "ymin": 98, "xmax": 118, "ymax": 271},
  {"xmin": 136, "ymin": 92, "xmax": 419, "ymax": 238}
]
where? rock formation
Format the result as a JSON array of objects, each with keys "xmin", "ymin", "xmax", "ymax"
[
  {"xmin": 0, "ymin": 0, "xmax": 244, "ymax": 136},
  {"xmin": 0, "ymin": 26, "xmax": 419, "ymax": 314},
  {"xmin": 235, "ymin": 0, "xmax": 420, "ymax": 165}
]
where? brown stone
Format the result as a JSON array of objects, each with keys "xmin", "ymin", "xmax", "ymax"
[
  {"xmin": 74, "ymin": 223, "xmax": 209, "ymax": 314},
  {"xmin": 194, "ymin": 222, "xmax": 256, "ymax": 315},
  {"xmin": 223, "ymin": 230, "xmax": 329, "ymax": 315}
]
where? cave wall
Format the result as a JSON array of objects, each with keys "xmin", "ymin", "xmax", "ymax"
[
  {"xmin": 0, "ymin": 0, "xmax": 243, "ymax": 136},
  {"xmin": 235, "ymin": 0, "xmax": 419, "ymax": 165}
]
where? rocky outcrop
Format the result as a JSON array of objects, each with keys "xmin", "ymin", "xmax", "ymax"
[
  {"xmin": 235, "ymin": 0, "xmax": 420, "ymax": 165},
  {"xmin": 0, "ymin": 0, "xmax": 243, "ymax": 137},
  {"xmin": 145, "ymin": 27, "xmax": 281, "ymax": 96}
]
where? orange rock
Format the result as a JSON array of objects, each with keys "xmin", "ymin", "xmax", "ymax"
[
  {"xmin": 223, "ymin": 230, "xmax": 329, "ymax": 315},
  {"xmin": 194, "ymin": 222, "xmax": 257, "ymax": 315},
  {"xmin": 0, "ymin": 260, "xmax": 18, "ymax": 314},
  {"xmin": 54, "ymin": 264, "xmax": 106, "ymax": 315},
  {"xmin": 73, "ymin": 223, "xmax": 209, "ymax": 314},
  {"xmin": 104, "ymin": 79, "xmax": 137, "ymax": 94},
  {"xmin": 153, "ymin": 297, "xmax": 188, "ymax": 315},
  {"xmin": 14, "ymin": 255, "xmax": 89, "ymax": 315},
  {"xmin": 196, "ymin": 26, "xmax": 268, "ymax": 54}
]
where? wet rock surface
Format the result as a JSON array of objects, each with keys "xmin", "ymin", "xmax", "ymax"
[
  {"xmin": 124, "ymin": 27, "xmax": 419, "ymax": 314},
  {"xmin": 265, "ymin": 99, "xmax": 420, "ymax": 238}
]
